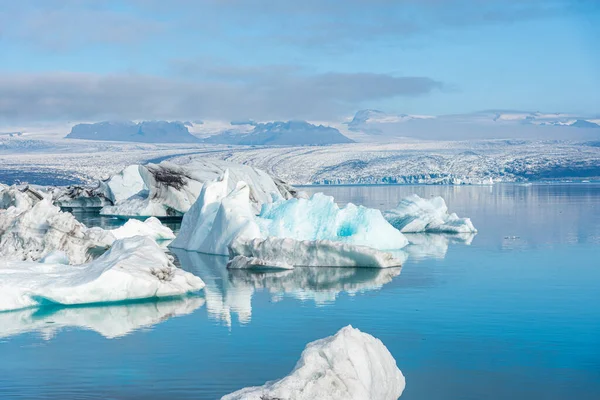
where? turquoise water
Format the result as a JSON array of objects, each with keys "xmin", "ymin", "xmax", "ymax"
[{"xmin": 0, "ymin": 184, "xmax": 599, "ymax": 399}]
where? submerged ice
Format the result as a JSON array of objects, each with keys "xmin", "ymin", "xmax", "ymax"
[
  {"xmin": 384, "ymin": 194, "xmax": 477, "ymax": 233},
  {"xmin": 0, "ymin": 236, "xmax": 205, "ymax": 313},
  {"xmin": 222, "ymin": 325, "xmax": 405, "ymax": 400}
]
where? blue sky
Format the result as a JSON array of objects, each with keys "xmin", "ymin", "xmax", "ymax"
[{"xmin": 0, "ymin": 0, "xmax": 598, "ymax": 123}]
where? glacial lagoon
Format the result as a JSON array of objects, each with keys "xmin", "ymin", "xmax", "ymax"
[{"xmin": 1, "ymin": 184, "xmax": 599, "ymax": 399}]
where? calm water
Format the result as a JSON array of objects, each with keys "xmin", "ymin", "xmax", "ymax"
[{"xmin": 1, "ymin": 184, "xmax": 599, "ymax": 399}]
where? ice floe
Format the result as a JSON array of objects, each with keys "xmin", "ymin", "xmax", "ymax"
[
  {"xmin": 384, "ymin": 194, "xmax": 477, "ymax": 233},
  {"xmin": 0, "ymin": 187, "xmax": 113, "ymax": 264},
  {"xmin": 1, "ymin": 186, "xmax": 176, "ymax": 264},
  {"xmin": 0, "ymin": 296, "xmax": 204, "ymax": 339},
  {"xmin": 0, "ymin": 236, "xmax": 205, "ymax": 312},
  {"xmin": 222, "ymin": 325, "xmax": 405, "ymax": 400},
  {"xmin": 170, "ymin": 173, "xmax": 406, "ymax": 268},
  {"xmin": 110, "ymin": 217, "xmax": 175, "ymax": 241},
  {"xmin": 100, "ymin": 159, "xmax": 295, "ymax": 217}
]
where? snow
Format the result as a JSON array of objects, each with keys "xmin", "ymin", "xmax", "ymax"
[
  {"xmin": 0, "ymin": 296, "xmax": 205, "ymax": 339},
  {"xmin": 39, "ymin": 250, "xmax": 70, "ymax": 264},
  {"xmin": 383, "ymin": 194, "xmax": 477, "ymax": 233},
  {"xmin": 171, "ymin": 174, "xmax": 406, "ymax": 267},
  {"xmin": 222, "ymin": 325, "xmax": 405, "ymax": 400},
  {"xmin": 0, "ymin": 236, "xmax": 205, "ymax": 313},
  {"xmin": 110, "ymin": 217, "xmax": 176, "ymax": 241},
  {"xmin": 100, "ymin": 159, "xmax": 294, "ymax": 217}
]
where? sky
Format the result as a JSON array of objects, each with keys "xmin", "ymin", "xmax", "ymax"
[{"xmin": 0, "ymin": 0, "xmax": 598, "ymax": 124}]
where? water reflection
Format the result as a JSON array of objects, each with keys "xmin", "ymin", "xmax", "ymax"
[
  {"xmin": 0, "ymin": 296, "xmax": 204, "ymax": 340},
  {"xmin": 172, "ymin": 232, "xmax": 472, "ymax": 327}
]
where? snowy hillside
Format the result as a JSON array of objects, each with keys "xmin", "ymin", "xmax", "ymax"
[{"xmin": 204, "ymin": 121, "xmax": 354, "ymax": 145}]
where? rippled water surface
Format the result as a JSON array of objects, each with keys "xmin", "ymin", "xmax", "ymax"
[{"xmin": 1, "ymin": 184, "xmax": 599, "ymax": 399}]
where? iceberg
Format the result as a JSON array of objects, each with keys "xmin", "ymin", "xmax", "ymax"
[
  {"xmin": 100, "ymin": 159, "xmax": 296, "ymax": 217},
  {"xmin": 170, "ymin": 173, "xmax": 406, "ymax": 268},
  {"xmin": 1, "ymin": 186, "xmax": 175, "ymax": 264},
  {"xmin": 383, "ymin": 194, "xmax": 477, "ymax": 233},
  {"xmin": 0, "ymin": 187, "xmax": 113, "ymax": 264},
  {"xmin": 222, "ymin": 325, "xmax": 405, "ymax": 400},
  {"xmin": 0, "ymin": 296, "xmax": 204, "ymax": 340},
  {"xmin": 110, "ymin": 217, "xmax": 176, "ymax": 241},
  {"xmin": 0, "ymin": 236, "xmax": 205, "ymax": 313}
]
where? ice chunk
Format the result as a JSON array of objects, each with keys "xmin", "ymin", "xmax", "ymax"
[
  {"xmin": 230, "ymin": 237, "xmax": 403, "ymax": 268},
  {"xmin": 258, "ymin": 193, "xmax": 408, "ymax": 250},
  {"xmin": 110, "ymin": 217, "xmax": 175, "ymax": 241},
  {"xmin": 0, "ymin": 236, "xmax": 205, "ymax": 312},
  {"xmin": 105, "ymin": 164, "xmax": 146, "ymax": 203},
  {"xmin": 384, "ymin": 194, "xmax": 477, "ymax": 233},
  {"xmin": 39, "ymin": 250, "xmax": 69, "ymax": 264},
  {"xmin": 171, "ymin": 174, "xmax": 407, "ymax": 267},
  {"xmin": 0, "ymin": 190, "xmax": 113, "ymax": 264},
  {"xmin": 100, "ymin": 159, "xmax": 294, "ymax": 217},
  {"xmin": 222, "ymin": 325, "xmax": 405, "ymax": 400},
  {"xmin": 227, "ymin": 255, "xmax": 294, "ymax": 270},
  {"xmin": 0, "ymin": 297, "xmax": 204, "ymax": 340}
]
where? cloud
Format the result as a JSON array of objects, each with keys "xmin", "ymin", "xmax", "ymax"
[{"xmin": 0, "ymin": 71, "xmax": 442, "ymax": 123}]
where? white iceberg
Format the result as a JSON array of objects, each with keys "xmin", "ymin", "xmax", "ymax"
[
  {"xmin": 222, "ymin": 325, "xmax": 405, "ymax": 400},
  {"xmin": 170, "ymin": 173, "xmax": 406, "ymax": 268},
  {"xmin": 1, "ymin": 186, "xmax": 175, "ymax": 264},
  {"xmin": 0, "ymin": 236, "xmax": 205, "ymax": 312},
  {"xmin": 383, "ymin": 194, "xmax": 477, "ymax": 233},
  {"xmin": 0, "ymin": 296, "xmax": 204, "ymax": 340},
  {"xmin": 227, "ymin": 255, "xmax": 294, "ymax": 270},
  {"xmin": 110, "ymin": 217, "xmax": 176, "ymax": 241},
  {"xmin": 100, "ymin": 159, "xmax": 296, "ymax": 217},
  {"xmin": 0, "ymin": 187, "xmax": 113, "ymax": 264}
]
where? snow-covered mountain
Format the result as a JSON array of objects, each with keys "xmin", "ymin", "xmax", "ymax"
[
  {"xmin": 67, "ymin": 121, "xmax": 202, "ymax": 143},
  {"xmin": 203, "ymin": 120, "xmax": 354, "ymax": 145},
  {"xmin": 346, "ymin": 109, "xmax": 600, "ymax": 140}
]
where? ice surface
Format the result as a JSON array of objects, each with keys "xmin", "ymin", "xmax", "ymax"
[
  {"xmin": 105, "ymin": 164, "xmax": 146, "ymax": 203},
  {"xmin": 171, "ymin": 174, "xmax": 406, "ymax": 267},
  {"xmin": 110, "ymin": 217, "xmax": 175, "ymax": 241},
  {"xmin": 0, "ymin": 296, "xmax": 204, "ymax": 340},
  {"xmin": 227, "ymin": 255, "xmax": 294, "ymax": 270},
  {"xmin": 0, "ymin": 236, "xmax": 205, "ymax": 312},
  {"xmin": 384, "ymin": 194, "xmax": 477, "ymax": 233},
  {"xmin": 0, "ymin": 187, "xmax": 113, "ymax": 264},
  {"xmin": 100, "ymin": 159, "xmax": 294, "ymax": 217},
  {"xmin": 222, "ymin": 325, "xmax": 405, "ymax": 400},
  {"xmin": 230, "ymin": 237, "xmax": 404, "ymax": 268}
]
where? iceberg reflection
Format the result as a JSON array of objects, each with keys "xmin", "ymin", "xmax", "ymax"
[{"xmin": 0, "ymin": 296, "xmax": 204, "ymax": 340}]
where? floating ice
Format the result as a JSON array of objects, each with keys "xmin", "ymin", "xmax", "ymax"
[
  {"xmin": 0, "ymin": 236, "xmax": 205, "ymax": 313},
  {"xmin": 227, "ymin": 255, "xmax": 293, "ymax": 270},
  {"xmin": 100, "ymin": 159, "xmax": 295, "ymax": 217},
  {"xmin": 222, "ymin": 325, "xmax": 405, "ymax": 400},
  {"xmin": 384, "ymin": 194, "xmax": 477, "ymax": 233},
  {"xmin": 1, "ymin": 186, "xmax": 175, "ymax": 264},
  {"xmin": 110, "ymin": 217, "xmax": 175, "ymax": 241},
  {"xmin": 0, "ymin": 296, "xmax": 204, "ymax": 340},
  {"xmin": 0, "ymin": 187, "xmax": 113, "ymax": 264},
  {"xmin": 170, "ymin": 173, "xmax": 406, "ymax": 268}
]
